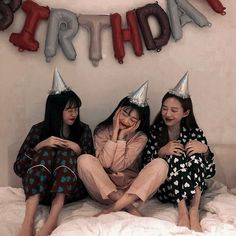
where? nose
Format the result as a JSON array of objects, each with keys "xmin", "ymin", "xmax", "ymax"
[
  {"xmin": 166, "ymin": 110, "xmax": 172, "ymax": 117},
  {"xmin": 71, "ymin": 110, "xmax": 78, "ymax": 117},
  {"xmin": 122, "ymin": 117, "xmax": 132, "ymax": 126}
]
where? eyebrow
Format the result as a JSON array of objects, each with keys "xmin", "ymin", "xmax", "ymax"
[
  {"xmin": 65, "ymin": 106, "xmax": 78, "ymax": 110},
  {"xmin": 162, "ymin": 105, "xmax": 179, "ymax": 110}
]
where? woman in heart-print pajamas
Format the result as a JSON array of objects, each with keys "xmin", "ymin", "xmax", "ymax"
[
  {"xmin": 142, "ymin": 73, "xmax": 215, "ymax": 232},
  {"xmin": 14, "ymin": 70, "xmax": 94, "ymax": 236}
]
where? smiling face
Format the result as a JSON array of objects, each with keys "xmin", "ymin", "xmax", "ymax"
[
  {"xmin": 119, "ymin": 106, "xmax": 140, "ymax": 130},
  {"xmin": 161, "ymin": 97, "xmax": 189, "ymax": 128},
  {"xmin": 63, "ymin": 102, "xmax": 79, "ymax": 126}
]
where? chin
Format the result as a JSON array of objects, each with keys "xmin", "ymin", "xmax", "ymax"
[
  {"xmin": 67, "ymin": 121, "xmax": 75, "ymax": 126},
  {"xmin": 164, "ymin": 120, "xmax": 174, "ymax": 127}
]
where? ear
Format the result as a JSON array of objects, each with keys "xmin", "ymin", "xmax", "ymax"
[{"xmin": 183, "ymin": 109, "xmax": 190, "ymax": 118}]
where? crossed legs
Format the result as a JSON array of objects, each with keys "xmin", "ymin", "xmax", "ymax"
[{"xmin": 92, "ymin": 158, "xmax": 169, "ymax": 216}]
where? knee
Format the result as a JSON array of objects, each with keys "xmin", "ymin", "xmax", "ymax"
[
  {"xmin": 150, "ymin": 158, "xmax": 169, "ymax": 176},
  {"xmin": 37, "ymin": 146, "xmax": 56, "ymax": 154},
  {"xmin": 57, "ymin": 147, "xmax": 76, "ymax": 157},
  {"xmin": 77, "ymin": 154, "xmax": 97, "ymax": 173}
]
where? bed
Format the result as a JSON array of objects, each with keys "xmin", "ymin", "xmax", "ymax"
[{"xmin": 1, "ymin": 144, "xmax": 236, "ymax": 236}]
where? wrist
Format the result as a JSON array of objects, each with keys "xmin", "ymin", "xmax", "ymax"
[
  {"xmin": 158, "ymin": 149, "xmax": 165, "ymax": 158},
  {"xmin": 34, "ymin": 144, "xmax": 40, "ymax": 151},
  {"xmin": 118, "ymin": 137, "xmax": 125, "ymax": 141},
  {"xmin": 118, "ymin": 133, "xmax": 126, "ymax": 140},
  {"xmin": 203, "ymin": 147, "xmax": 209, "ymax": 157}
]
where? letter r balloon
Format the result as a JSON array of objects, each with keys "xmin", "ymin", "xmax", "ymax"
[{"xmin": 44, "ymin": 9, "xmax": 79, "ymax": 62}]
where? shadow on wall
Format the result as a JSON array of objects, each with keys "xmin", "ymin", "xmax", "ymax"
[
  {"xmin": 211, "ymin": 144, "xmax": 236, "ymax": 189},
  {"xmin": 8, "ymin": 143, "xmax": 22, "ymax": 188}
]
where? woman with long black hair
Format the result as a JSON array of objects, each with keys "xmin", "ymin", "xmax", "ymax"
[{"xmin": 14, "ymin": 69, "xmax": 94, "ymax": 236}]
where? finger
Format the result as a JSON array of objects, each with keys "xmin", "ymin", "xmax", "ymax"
[
  {"xmin": 60, "ymin": 139, "xmax": 67, "ymax": 143},
  {"xmin": 185, "ymin": 143, "xmax": 194, "ymax": 150},
  {"xmin": 116, "ymin": 107, "xmax": 122, "ymax": 116},
  {"xmin": 187, "ymin": 148, "xmax": 196, "ymax": 156},
  {"xmin": 55, "ymin": 140, "xmax": 66, "ymax": 146},
  {"xmin": 173, "ymin": 150, "xmax": 182, "ymax": 156},
  {"xmin": 187, "ymin": 150, "xmax": 195, "ymax": 156},
  {"xmin": 174, "ymin": 144, "xmax": 184, "ymax": 150},
  {"xmin": 54, "ymin": 137, "xmax": 65, "ymax": 142},
  {"xmin": 113, "ymin": 108, "xmax": 120, "ymax": 121},
  {"xmin": 171, "ymin": 140, "xmax": 180, "ymax": 143},
  {"xmin": 176, "ymin": 143, "xmax": 184, "ymax": 148}
]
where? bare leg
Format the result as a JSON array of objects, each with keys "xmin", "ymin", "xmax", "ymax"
[
  {"xmin": 189, "ymin": 187, "xmax": 202, "ymax": 232},
  {"xmin": 18, "ymin": 194, "xmax": 40, "ymax": 236},
  {"xmin": 35, "ymin": 193, "xmax": 65, "ymax": 236},
  {"xmin": 95, "ymin": 191, "xmax": 142, "ymax": 217},
  {"xmin": 177, "ymin": 199, "xmax": 190, "ymax": 229}
]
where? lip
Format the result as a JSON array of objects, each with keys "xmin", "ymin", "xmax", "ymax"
[
  {"xmin": 119, "ymin": 122, "xmax": 128, "ymax": 129},
  {"xmin": 164, "ymin": 118, "xmax": 174, "ymax": 123}
]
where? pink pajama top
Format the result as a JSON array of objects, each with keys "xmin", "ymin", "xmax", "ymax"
[{"xmin": 94, "ymin": 126, "xmax": 147, "ymax": 189}]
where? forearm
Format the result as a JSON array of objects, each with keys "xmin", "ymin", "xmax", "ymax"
[
  {"xmin": 110, "ymin": 135, "xmax": 147, "ymax": 172},
  {"xmin": 96, "ymin": 140, "xmax": 117, "ymax": 168},
  {"xmin": 14, "ymin": 148, "xmax": 37, "ymax": 177},
  {"xmin": 158, "ymin": 147, "xmax": 166, "ymax": 159}
]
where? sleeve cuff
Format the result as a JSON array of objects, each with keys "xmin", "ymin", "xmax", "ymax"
[
  {"xmin": 202, "ymin": 148, "xmax": 214, "ymax": 163},
  {"xmin": 25, "ymin": 148, "xmax": 37, "ymax": 160},
  {"xmin": 116, "ymin": 140, "xmax": 126, "ymax": 148},
  {"xmin": 104, "ymin": 140, "xmax": 117, "ymax": 151}
]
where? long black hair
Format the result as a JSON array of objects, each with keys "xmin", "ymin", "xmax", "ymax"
[
  {"xmin": 94, "ymin": 96, "xmax": 150, "ymax": 136},
  {"xmin": 40, "ymin": 90, "xmax": 84, "ymax": 143},
  {"xmin": 153, "ymin": 92, "xmax": 198, "ymax": 129}
]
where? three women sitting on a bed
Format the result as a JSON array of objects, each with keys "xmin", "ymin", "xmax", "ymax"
[
  {"xmin": 77, "ymin": 82, "xmax": 169, "ymax": 217},
  {"xmin": 14, "ymin": 69, "xmax": 94, "ymax": 236},
  {"xmin": 15, "ymin": 70, "xmax": 216, "ymax": 235},
  {"xmin": 92, "ymin": 72, "xmax": 216, "ymax": 232}
]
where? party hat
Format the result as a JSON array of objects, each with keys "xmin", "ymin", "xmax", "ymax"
[
  {"xmin": 128, "ymin": 81, "xmax": 149, "ymax": 107},
  {"xmin": 169, "ymin": 72, "xmax": 190, "ymax": 98},
  {"xmin": 49, "ymin": 68, "xmax": 70, "ymax": 95}
]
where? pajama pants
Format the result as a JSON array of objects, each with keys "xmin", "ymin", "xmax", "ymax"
[
  {"xmin": 77, "ymin": 154, "xmax": 169, "ymax": 204},
  {"xmin": 156, "ymin": 153, "xmax": 215, "ymax": 204},
  {"xmin": 22, "ymin": 147, "xmax": 87, "ymax": 205}
]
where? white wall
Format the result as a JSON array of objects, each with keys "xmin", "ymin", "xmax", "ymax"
[{"xmin": 0, "ymin": 0, "xmax": 235, "ymax": 186}]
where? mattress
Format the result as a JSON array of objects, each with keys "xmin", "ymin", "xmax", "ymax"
[{"xmin": 0, "ymin": 179, "xmax": 236, "ymax": 236}]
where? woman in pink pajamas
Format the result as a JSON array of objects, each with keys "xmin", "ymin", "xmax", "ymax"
[{"xmin": 78, "ymin": 82, "xmax": 169, "ymax": 216}]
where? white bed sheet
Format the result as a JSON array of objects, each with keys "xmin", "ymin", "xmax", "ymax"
[{"xmin": 0, "ymin": 179, "xmax": 236, "ymax": 236}]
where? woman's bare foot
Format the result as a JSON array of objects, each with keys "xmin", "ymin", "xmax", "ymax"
[
  {"xmin": 126, "ymin": 207, "xmax": 143, "ymax": 217},
  {"xmin": 94, "ymin": 203, "xmax": 143, "ymax": 217},
  {"xmin": 18, "ymin": 222, "xmax": 34, "ymax": 236},
  {"xmin": 177, "ymin": 208, "xmax": 190, "ymax": 229},
  {"xmin": 35, "ymin": 222, "xmax": 57, "ymax": 236},
  {"xmin": 189, "ymin": 208, "xmax": 202, "ymax": 232},
  {"xmin": 177, "ymin": 212, "xmax": 190, "ymax": 229},
  {"xmin": 94, "ymin": 208, "xmax": 112, "ymax": 217},
  {"xmin": 177, "ymin": 199, "xmax": 190, "ymax": 229}
]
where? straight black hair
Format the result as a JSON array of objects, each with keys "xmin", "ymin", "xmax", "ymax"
[
  {"xmin": 153, "ymin": 92, "xmax": 199, "ymax": 129},
  {"xmin": 95, "ymin": 96, "xmax": 150, "ymax": 136},
  {"xmin": 40, "ymin": 90, "xmax": 84, "ymax": 143}
]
